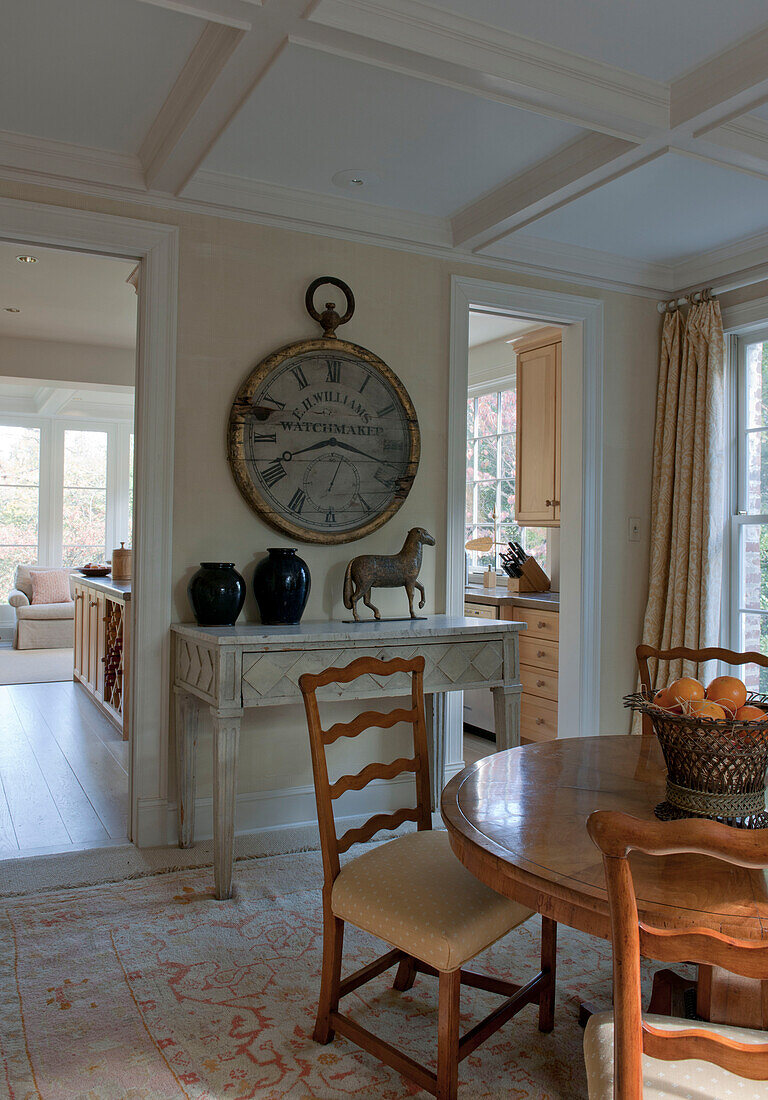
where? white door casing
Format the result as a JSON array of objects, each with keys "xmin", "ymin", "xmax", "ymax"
[
  {"xmin": 0, "ymin": 196, "xmax": 178, "ymax": 846},
  {"xmin": 448, "ymin": 276, "xmax": 604, "ymax": 755}
]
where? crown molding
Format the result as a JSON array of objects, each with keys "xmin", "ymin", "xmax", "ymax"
[
  {"xmin": 672, "ymin": 224, "xmax": 768, "ymax": 293},
  {"xmin": 481, "ymin": 233, "xmax": 675, "ymax": 294},
  {"xmin": 0, "ymin": 129, "xmax": 146, "ymax": 191},
  {"xmin": 705, "ymin": 114, "xmax": 768, "ymax": 165},
  {"xmin": 184, "ymin": 169, "xmax": 451, "ymax": 245},
  {"xmin": 0, "ymin": 133, "xmax": 670, "ymax": 299},
  {"xmin": 306, "ymin": 0, "xmax": 668, "ymax": 136}
]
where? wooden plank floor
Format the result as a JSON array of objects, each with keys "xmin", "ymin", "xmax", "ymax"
[{"xmin": 0, "ymin": 681, "xmax": 128, "ymax": 858}]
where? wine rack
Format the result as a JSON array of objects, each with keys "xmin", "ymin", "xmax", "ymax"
[{"xmin": 72, "ymin": 577, "xmax": 131, "ymax": 739}]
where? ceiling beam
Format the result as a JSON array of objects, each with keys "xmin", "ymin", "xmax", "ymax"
[
  {"xmin": 34, "ymin": 388, "xmax": 77, "ymax": 416},
  {"xmin": 139, "ymin": 0, "xmax": 316, "ymax": 195},
  {"xmin": 132, "ymin": 0, "xmax": 259, "ymax": 31},
  {"xmin": 299, "ymin": 0, "xmax": 667, "ymax": 139},
  {"xmin": 452, "ymin": 134, "xmax": 644, "ymax": 249},
  {"xmin": 670, "ymin": 26, "xmax": 768, "ymax": 134}
]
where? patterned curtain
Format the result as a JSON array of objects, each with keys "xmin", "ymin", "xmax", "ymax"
[{"xmin": 638, "ymin": 295, "xmax": 726, "ymax": 695}]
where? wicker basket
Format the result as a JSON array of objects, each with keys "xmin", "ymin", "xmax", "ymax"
[{"xmin": 624, "ymin": 690, "xmax": 768, "ymax": 829}]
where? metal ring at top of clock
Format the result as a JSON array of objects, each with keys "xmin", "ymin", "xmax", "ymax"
[{"xmin": 305, "ymin": 276, "xmax": 355, "ymax": 338}]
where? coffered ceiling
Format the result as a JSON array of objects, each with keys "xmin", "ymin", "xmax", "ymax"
[{"xmin": 4, "ymin": 0, "xmax": 768, "ymax": 297}]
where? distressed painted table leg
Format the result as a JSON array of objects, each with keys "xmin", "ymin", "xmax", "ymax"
[
  {"xmin": 493, "ymin": 630, "xmax": 521, "ymax": 751},
  {"xmin": 174, "ymin": 689, "xmax": 200, "ymax": 848},
  {"xmin": 492, "ymin": 687, "xmax": 521, "ymax": 751},
  {"xmin": 211, "ymin": 708, "xmax": 242, "ymax": 900},
  {"xmin": 425, "ymin": 692, "xmax": 448, "ymax": 810}
]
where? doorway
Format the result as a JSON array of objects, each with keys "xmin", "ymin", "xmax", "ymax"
[
  {"xmin": 447, "ymin": 276, "xmax": 604, "ymax": 772},
  {"xmin": 0, "ymin": 195, "xmax": 177, "ymax": 850},
  {"xmin": 0, "ymin": 243, "xmax": 136, "ymax": 854}
]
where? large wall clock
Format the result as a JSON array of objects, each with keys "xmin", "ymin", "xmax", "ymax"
[{"xmin": 227, "ymin": 277, "xmax": 421, "ymax": 544}]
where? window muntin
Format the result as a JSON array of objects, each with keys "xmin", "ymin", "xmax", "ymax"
[
  {"xmin": 0, "ymin": 426, "xmax": 40, "ymax": 596},
  {"xmin": 465, "ymin": 389, "xmax": 547, "ymax": 574}
]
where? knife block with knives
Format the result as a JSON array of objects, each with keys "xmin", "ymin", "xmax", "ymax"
[{"xmin": 500, "ymin": 542, "xmax": 551, "ymax": 593}]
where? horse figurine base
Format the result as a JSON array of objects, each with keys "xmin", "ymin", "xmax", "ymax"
[
  {"xmin": 342, "ymin": 528, "xmax": 435, "ymax": 621},
  {"xmin": 342, "ymin": 616, "xmax": 428, "ymax": 624}
]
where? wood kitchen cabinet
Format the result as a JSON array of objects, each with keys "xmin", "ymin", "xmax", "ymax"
[
  {"xmin": 514, "ymin": 328, "xmax": 561, "ymax": 527},
  {"xmin": 464, "ymin": 586, "xmax": 559, "ymax": 743},
  {"xmin": 72, "ymin": 576, "xmax": 131, "ymax": 739}
]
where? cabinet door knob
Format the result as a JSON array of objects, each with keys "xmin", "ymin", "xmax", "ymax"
[
  {"xmin": 537, "ymin": 649, "xmax": 546, "ymax": 658},
  {"xmin": 536, "ymin": 679, "xmax": 546, "ymax": 687},
  {"xmin": 535, "ymin": 716, "xmax": 545, "ymax": 725},
  {"xmin": 89, "ymin": 599, "xmax": 97, "ymax": 607},
  {"xmin": 545, "ymin": 499, "xmax": 560, "ymax": 508},
  {"xmin": 537, "ymin": 621, "xmax": 547, "ymax": 629}
]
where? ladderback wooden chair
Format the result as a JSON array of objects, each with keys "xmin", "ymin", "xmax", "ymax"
[
  {"xmin": 584, "ymin": 809, "xmax": 768, "ymax": 1099},
  {"xmin": 636, "ymin": 644, "xmax": 768, "ymax": 737},
  {"xmin": 299, "ymin": 653, "xmax": 557, "ymax": 1100}
]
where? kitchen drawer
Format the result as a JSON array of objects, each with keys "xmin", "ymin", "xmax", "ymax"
[
  {"xmin": 520, "ymin": 663, "xmax": 558, "ymax": 702},
  {"xmin": 521, "ymin": 696, "xmax": 558, "ymax": 742},
  {"xmin": 519, "ymin": 635, "xmax": 559, "ymax": 671},
  {"xmin": 463, "ymin": 601, "xmax": 498, "ymax": 620},
  {"xmin": 515, "ymin": 606, "xmax": 559, "ymax": 641}
]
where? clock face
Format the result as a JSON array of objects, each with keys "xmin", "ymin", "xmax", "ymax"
[{"xmin": 228, "ymin": 338, "xmax": 420, "ymax": 544}]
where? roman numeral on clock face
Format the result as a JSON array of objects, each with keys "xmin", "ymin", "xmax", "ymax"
[
  {"xmin": 262, "ymin": 461, "xmax": 286, "ymax": 487},
  {"xmin": 290, "ymin": 365, "xmax": 308, "ymax": 389},
  {"xmin": 383, "ymin": 439, "xmax": 402, "ymax": 452},
  {"xmin": 263, "ymin": 393, "xmax": 285, "ymax": 410},
  {"xmin": 253, "ymin": 432, "xmax": 276, "ymax": 443},
  {"xmin": 288, "ymin": 488, "xmax": 306, "ymax": 513},
  {"xmin": 326, "ymin": 508, "xmax": 336, "ymax": 523},
  {"xmin": 378, "ymin": 403, "xmax": 395, "ymax": 417},
  {"xmin": 326, "ymin": 360, "xmax": 342, "ymax": 383}
]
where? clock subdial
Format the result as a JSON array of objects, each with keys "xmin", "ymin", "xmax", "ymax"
[{"xmin": 304, "ymin": 453, "xmax": 360, "ymax": 517}]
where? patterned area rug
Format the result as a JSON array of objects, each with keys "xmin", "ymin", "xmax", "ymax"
[{"xmin": 0, "ymin": 850, "xmax": 663, "ymax": 1099}]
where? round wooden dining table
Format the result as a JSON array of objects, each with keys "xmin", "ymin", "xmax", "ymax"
[{"xmin": 441, "ymin": 735, "xmax": 768, "ymax": 1029}]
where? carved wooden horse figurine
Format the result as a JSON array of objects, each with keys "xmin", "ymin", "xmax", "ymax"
[{"xmin": 343, "ymin": 527, "xmax": 435, "ymax": 621}]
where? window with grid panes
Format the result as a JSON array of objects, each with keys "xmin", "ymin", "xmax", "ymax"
[
  {"xmin": 465, "ymin": 389, "xmax": 547, "ymax": 575},
  {"xmin": 733, "ymin": 330, "xmax": 768, "ymax": 693}
]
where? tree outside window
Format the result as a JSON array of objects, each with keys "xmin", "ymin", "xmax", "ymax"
[
  {"xmin": 465, "ymin": 389, "xmax": 547, "ymax": 574},
  {"xmin": 0, "ymin": 426, "xmax": 40, "ymax": 596}
]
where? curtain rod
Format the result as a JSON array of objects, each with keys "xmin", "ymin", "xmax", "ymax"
[{"xmin": 656, "ymin": 268, "xmax": 768, "ymax": 313}]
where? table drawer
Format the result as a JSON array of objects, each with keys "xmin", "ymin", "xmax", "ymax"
[
  {"xmin": 463, "ymin": 601, "xmax": 498, "ymax": 620},
  {"xmin": 519, "ymin": 635, "xmax": 558, "ymax": 671},
  {"xmin": 515, "ymin": 606, "xmax": 559, "ymax": 641},
  {"xmin": 520, "ymin": 664, "xmax": 558, "ymax": 702},
  {"xmin": 521, "ymin": 696, "xmax": 558, "ymax": 742}
]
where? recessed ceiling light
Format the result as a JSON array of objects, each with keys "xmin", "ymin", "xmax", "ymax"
[
  {"xmin": 15, "ymin": 255, "xmax": 37, "ymax": 264},
  {"xmin": 4, "ymin": 307, "xmax": 20, "ymax": 313},
  {"xmin": 332, "ymin": 169, "xmax": 381, "ymax": 190}
]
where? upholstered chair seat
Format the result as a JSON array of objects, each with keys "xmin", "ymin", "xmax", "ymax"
[
  {"xmin": 333, "ymin": 829, "xmax": 533, "ymax": 972},
  {"xmin": 585, "ymin": 1011, "xmax": 768, "ymax": 1099}
]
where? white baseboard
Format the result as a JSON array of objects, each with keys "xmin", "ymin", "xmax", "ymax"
[{"xmin": 135, "ymin": 764, "xmax": 468, "ymax": 850}]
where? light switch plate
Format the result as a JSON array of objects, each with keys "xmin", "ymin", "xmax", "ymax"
[{"xmin": 628, "ymin": 516, "xmax": 641, "ymax": 542}]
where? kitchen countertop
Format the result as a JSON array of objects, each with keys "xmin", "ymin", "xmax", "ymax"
[
  {"xmin": 465, "ymin": 583, "xmax": 559, "ymax": 612},
  {"xmin": 72, "ymin": 574, "xmax": 131, "ymax": 601}
]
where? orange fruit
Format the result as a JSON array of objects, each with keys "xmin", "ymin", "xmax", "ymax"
[
  {"xmin": 706, "ymin": 676, "xmax": 748, "ymax": 716},
  {"xmin": 666, "ymin": 677, "xmax": 704, "ymax": 707},
  {"xmin": 687, "ymin": 699, "xmax": 726, "ymax": 721},
  {"xmin": 653, "ymin": 689, "xmax": 669, "ymax": 708},
  {"xmin": 735, "ymin": 705, "xmax": 768, "ymax": 722}
]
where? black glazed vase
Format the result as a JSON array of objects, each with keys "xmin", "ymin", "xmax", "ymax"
[
  {"xmin": 253, "ymin": 548, "xmax": 310, "ymax": 625},
  {"xmin": 188, "ymin": 563, "xmax": 246, "ymax": 626}
]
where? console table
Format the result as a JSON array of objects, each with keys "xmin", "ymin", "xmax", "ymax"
[{"xmin": 171, "ymin": 616, "xmax": 524, "ymax": 899}]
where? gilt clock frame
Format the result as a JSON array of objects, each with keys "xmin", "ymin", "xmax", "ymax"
[{"xmin": 227, "ymin": 335, "xmax": 421, "ymax": 545}]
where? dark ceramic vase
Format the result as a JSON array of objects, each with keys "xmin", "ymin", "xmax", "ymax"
[
  {"xmin": 188, "ymin": 562, "xmax": 246, "ymax": 626},
  {"xmin": 253, "ymin": 548, "xmax": 310, "ymax": 625}
]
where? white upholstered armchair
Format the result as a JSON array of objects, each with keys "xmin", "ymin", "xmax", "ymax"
[{"xmin": 9, "ymin": 565, "xmax": 76, "ymax": 650}]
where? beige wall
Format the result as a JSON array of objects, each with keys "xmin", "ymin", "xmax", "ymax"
[
  {"xmin": 0, "ymin": 335, "xmax": 135, "ymax": 387},
  {"xmin": 0, "ymin": 176, "xmax": 659, "ymax": 812}
]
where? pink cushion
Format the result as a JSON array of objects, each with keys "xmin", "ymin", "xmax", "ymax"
[{"xmin": 29, "ymin": 569, "xmax": 72, "ymax": 605}]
